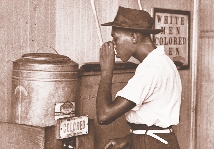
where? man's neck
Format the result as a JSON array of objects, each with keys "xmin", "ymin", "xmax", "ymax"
[{"xmin": 133, "ymin": 43, "xmax": 156, "ymax": 62}]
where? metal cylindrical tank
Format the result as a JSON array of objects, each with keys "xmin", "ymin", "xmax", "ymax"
[{"xmin": 11, "ymin": 53, "xmax": 79, "ymax": 127}]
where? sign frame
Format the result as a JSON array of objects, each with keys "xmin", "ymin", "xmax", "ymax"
[
  {"xmin": 56, "ymin": 115, "xmax": 88, "ymax": 139},
  {"xmin": 152, "ymin": 8, "xmax": 190, "ymax": 70}
]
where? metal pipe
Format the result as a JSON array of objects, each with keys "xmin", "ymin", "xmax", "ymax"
[
  {"xmin": 190, "ymin": 0, "xmax": 199, "ymax": 148},
  {"xmin": 137, "ymin": 0, "xmax": 142, "ymax": 10},
  {"xmin": 90, "ymin": 0, "xmax": 103, "ymax": 47}
]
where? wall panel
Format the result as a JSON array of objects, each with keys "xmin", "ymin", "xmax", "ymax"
[
  {"xmin": 55, "ymin": 0, "xmax": 139, "ymax": 66},
  {"xmin": 196, "ymin": 0, "xmax": 214, "ymax": 148},
  {"xmin": 197, "ymin": 37, "xmax": 214, "ymax": 148},
  {"xmin": 0, "ymin": 0, "xmax": 56, "ymax": 122}
]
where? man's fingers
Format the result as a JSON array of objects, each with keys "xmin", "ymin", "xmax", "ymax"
[
  {"xmin": 100, "ymin": 42, "xmax": 114, "ymax": 55},
  {"xmin": 104, "ymin": 140, "xmax": 116, "ymax": 149},
  {"xmin": 107, "ymin": 41, "xmax": 114, "ymax": 49},
  {"xmin": 101, "ymin": 41, "xmax": 113, "ymax": 49}
]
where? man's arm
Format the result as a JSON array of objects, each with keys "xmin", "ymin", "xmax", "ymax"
[{"xmin": 96, "ymin": 42, "xmax": 135, "ymax": 125}]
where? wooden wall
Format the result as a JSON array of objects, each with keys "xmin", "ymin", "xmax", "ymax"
[
  {"xmin": 0, "ymin": 0, "xmax": 194, "ymax": 149},
  {"xmin": 196, "ymin": 0, "xmax": 214, "ymax": 148},
  {"xmin": 0, "ymin": 0, "xmax": 56, "ymax": 122},
  {"xmin": 55, "ymin": 0, "xmax": 139, "ymax": 65}
]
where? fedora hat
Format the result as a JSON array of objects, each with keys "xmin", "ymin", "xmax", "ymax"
[{"xmin": 101, "ymin": 6, "xmax": 162, "ymax": 34}]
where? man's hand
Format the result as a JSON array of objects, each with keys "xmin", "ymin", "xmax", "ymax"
[
  {"xmin": 104, "ymin": 137, "xmax": 131, "ymax": 149},
  {"xmin": 99, "ymin": 41, "xmax": 115, "ymax": 75}
]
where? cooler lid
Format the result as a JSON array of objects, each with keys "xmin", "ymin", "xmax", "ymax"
[
  {"xmin": 13, "ymin": 53, "xmax": 79, "ymax": 71},
  {"xmin": 20, "ymin": 53, "xmax": 76, "ymax": 64}
]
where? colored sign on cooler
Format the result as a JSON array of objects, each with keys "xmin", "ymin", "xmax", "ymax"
[{"xmin": 58, "ymin": 115, "xmax": 88, "ymax": 139}]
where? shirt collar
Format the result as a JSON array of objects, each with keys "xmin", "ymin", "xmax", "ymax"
[
  {"xmin": 136, "ymin": 46, "xmax": 165, "ymax": 71},
  {"xmin": 142, "ymin": 45, "xmax": 165, "ymax": 65}
]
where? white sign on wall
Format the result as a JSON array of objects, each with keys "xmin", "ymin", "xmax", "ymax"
[{"xmin": 152, "ymin": 8, "xmax": 190, "ymax": 70}]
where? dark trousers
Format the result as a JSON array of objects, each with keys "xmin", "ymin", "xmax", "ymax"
[{"xmin": 128, "ymin": 132, "xmax": 180, "ymax": 149}]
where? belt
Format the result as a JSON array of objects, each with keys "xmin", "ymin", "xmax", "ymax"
[
  {"xmin": 130, "ymin": 128, "xmax": 173, "ymax": 144},
  {"xmin": 127, "ymin": 122, "xmax": 172, "ymax": 130}
]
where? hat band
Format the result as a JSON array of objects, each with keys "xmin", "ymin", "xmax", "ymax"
[{"xmin": 114, "ymin": 15, "xmax": 152, "ymax": 29}]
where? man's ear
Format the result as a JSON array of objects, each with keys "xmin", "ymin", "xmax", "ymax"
[{"xmin": 131, "ymin": 32, "xmax": 138, "ymax": 44}]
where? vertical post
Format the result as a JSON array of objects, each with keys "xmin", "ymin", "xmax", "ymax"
[{"xmin": 190, "ymin": 0, "xmax": 199, "ymax": 148}]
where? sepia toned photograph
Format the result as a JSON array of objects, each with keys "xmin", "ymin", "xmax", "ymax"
[{"xmin": 0, "ymin": 0, "xmax": 208, "ymax": 149}]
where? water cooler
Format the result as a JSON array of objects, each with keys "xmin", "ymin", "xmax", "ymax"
[
  {"xmin": 10, "ymin": 51, "xmax": 89, "ymax": 149},
  {"xmin": 9, "ymin": 50, "xmax": 137, "ymax": 148}
]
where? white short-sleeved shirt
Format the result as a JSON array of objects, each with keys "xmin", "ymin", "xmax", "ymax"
[{"xmin": 116, "ymin": 46, "xmax": 182, "ymax": 128}]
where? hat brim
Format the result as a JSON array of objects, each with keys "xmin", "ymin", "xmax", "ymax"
[{"xmin": 101, "ymin": 22, "xmax": 162, "ymax": 34}]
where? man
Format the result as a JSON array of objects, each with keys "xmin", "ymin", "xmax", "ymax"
[{"xmin": 96, "ymin": 6, "xmax": 182, "ymax": 149}]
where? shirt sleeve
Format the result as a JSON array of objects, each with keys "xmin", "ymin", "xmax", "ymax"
[{"xmin": 116, "ymin": 67, "xmax": 159, "ymax": 107}]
